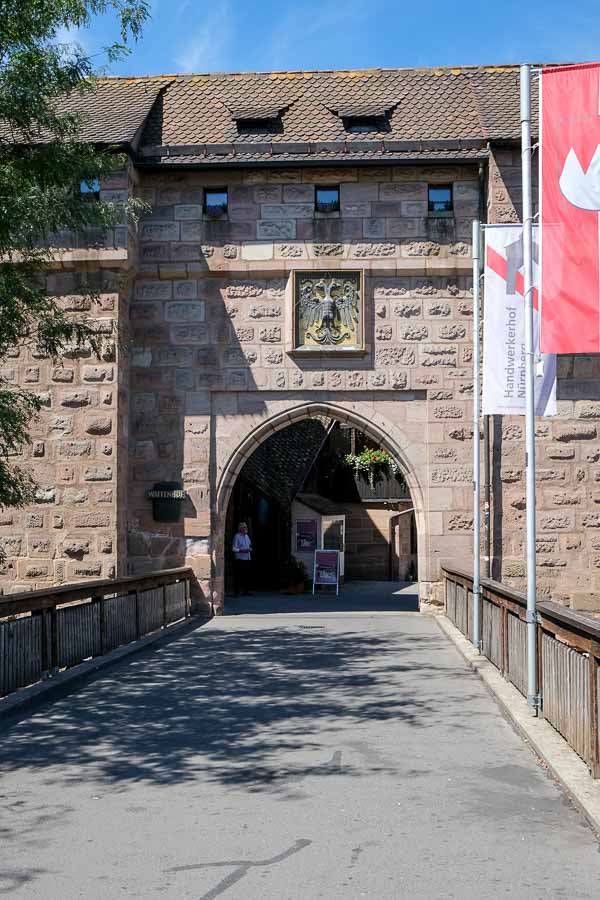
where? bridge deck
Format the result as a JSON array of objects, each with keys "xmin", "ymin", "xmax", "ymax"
[{"xmin": 1, "ymin": 586, "xmax": 599, "ymax": 899}]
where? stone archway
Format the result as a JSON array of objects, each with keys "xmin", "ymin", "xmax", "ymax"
[{"xmin": 213, "ymin": 400, "xmax": 428, "ymax": 612}]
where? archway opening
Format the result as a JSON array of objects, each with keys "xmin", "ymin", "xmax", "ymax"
[{"xmin": 223, "ymin": 413, "xmax": 418, "ymax": 612}]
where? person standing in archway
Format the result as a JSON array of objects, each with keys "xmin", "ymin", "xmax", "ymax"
[{"xmin": 232, "ymin": 522, "xmax": 253, "ymax": 596}]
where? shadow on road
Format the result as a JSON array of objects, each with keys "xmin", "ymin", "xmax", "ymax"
[{"xmin": 0, "ymin": 616, "xmax": 480, "ymax": 793}]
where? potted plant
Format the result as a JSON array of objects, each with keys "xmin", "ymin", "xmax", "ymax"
[{"xmin": 344, "ymin": 447, "xmax": 399, "ymax": 489}]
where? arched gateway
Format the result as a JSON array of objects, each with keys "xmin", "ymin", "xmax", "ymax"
[{"xmin": 213, "ymin": 400, "xmax": 429, "ymax": 613}]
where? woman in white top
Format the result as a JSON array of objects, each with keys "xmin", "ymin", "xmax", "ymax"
[{"xmin": 232, "ymin": 522, "xmax": 253, "ymax": 596}]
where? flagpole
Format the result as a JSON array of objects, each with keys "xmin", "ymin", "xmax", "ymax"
[
  {"xmin": 472, "ymin": 220, "xmax": 482, "ymax": 652},
  {"xmin": 520, "ymin": 64, "xmax": 539, "ymax": 714}
]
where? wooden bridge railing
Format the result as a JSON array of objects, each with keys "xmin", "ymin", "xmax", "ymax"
[
  {"xmin": 0, "ymin": 567, "xmax": 194, "ymax": 701},
  {"xmin": 443, "ymin": 567, "xmax": 600, "ymax": 778}
]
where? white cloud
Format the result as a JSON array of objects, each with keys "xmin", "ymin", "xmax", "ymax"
[
  {"xmin": 55, "ymin": 24, "xmax": 89, "ymax": 55},
  {"xmin": 174, "ymin": 1, "xmax": 233, "ymax": 73}
]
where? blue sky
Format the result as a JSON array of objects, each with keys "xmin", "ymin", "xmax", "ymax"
[{"xmin": 66, "ymin": 0, "xmax": 600, "ymax": 76}]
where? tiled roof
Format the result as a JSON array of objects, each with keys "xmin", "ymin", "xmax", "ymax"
[
  {"xmin": 58, "ymin": 64, "xmax": 546, "ymax": 164},
  {"xmin": 64, "ymin": 77, "xmax": 170, "ymax": 144},
  {"xmin": 240, "ymin": 418, "xmax": 332, "ymax": 507}
]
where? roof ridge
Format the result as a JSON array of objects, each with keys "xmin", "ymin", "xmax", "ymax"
[{"xmin": 96, "ymin": 62, "xmax": 568, "ymax": 82}]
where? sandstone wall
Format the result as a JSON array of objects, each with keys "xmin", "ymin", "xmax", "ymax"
[
  {"xmin": 0, "ymin": 169, "xmax": 133, "ymax": 593},
  {"xmin": 127, "ymin": 165, "xmax": 479, "ymax": 610}
]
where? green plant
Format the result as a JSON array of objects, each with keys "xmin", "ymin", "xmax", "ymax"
[
  {"xmin": 344, "ymin": 447, "xmax": 399, "ymax": 489},
  {"xmin": 0, "ymin": 0, "xmax": 149, "ymax": 507},
  {"xmin": 287, "ymin": 555, "xmax": 308, "ymax": 583}
]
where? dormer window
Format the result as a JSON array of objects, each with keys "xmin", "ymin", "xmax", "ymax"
[
  {"xmin": 331, "ymin": 103, "xmax": 394, "ymax": 135},
  {"xmin": 345, "ymin": 117, "xmax": 380, "ymax": 134},
  {"xmin": 230, "ymin": 106, "xmax": 284, "ymax": 135}
]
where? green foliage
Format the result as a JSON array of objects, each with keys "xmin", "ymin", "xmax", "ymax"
[
  {"xmin": 344, "ymin": 447, "xmax": 399, "ymax": 489},
  {"xmin": 0, "ymin": 0, "xmax": 149, "ymax": 507}
]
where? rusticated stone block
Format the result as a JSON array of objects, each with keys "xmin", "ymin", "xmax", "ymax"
[
  {"xmin": 71, "ymin": 562, "xmax": 103, "ymax": 578},
  {"xmin": 575, "ymin": 401, "xmax": 600, "ymax": 419},
  {"xmin": 227, "ymin": 283, "xmax": 264, "ymax": 298},
  {"xmin": 50, "ymin": 367, "xmax": 72, "ymax": 384},
  {"xmin": 448, "ymin": 427, "xmax": 473, "ymax": 441},
  {"xmin": 420, "ymin": 346, "xmax": 457, "ymax": 367},
  {"xmin": 263, "ymin": 348, "xmax": 283, "ymax": 365},
  {"xmin": 374, "ymin": 279, "xmax": 410, "ymax": 298},
  {"xmin": 63, "ymin": 539, "xmax": 90, "ymax": 558},
  {"xmin": 555, "ymin": 424, "xmax": 596, "ymax": 442},
  {"xmin": 537, "ymin": 469, "xmax": 566, "ymax": 482},
  {"xmin": 352, "ymin": 242, "xmax": 398, "ymax": 258},
  {"xmin": 403, "ymin": 241, "xmax": 441, "ymax": 257},
  {"xmin": 500, "ymin": 469, "xmax": 522, "ymax": 483},
  {"xmin": 51, "ymin": 416, "xmax": 73, "ymax": 434},
  {"xmin": 154, "ymin": 347, "xmax": 194, "ymax": 367},
  {"xmin": 313, "ymin": 243, "xmax": 344, "ymax": 257},
  {"xmin": 447, "ymin": 515, "xmax": 473, "ymax": 531},
  {"xmin": 393, "ymin": 302, "xmax": 422, "ymax": 318},
  {"xmin": 72, "ymin": 512, "xmax": 111, "ymax": 528},
  {"xmin": 259, "ymin": 326, "xmax": 281, "ymax": 343},
  {"xmin": 165, "ymin": 302, "xmax": 205, "ymax": 323},
  {"xmin": 390, "ymin": 371, "xmax": 408, "ymax": 389},
  {"xmin": 427, "ymin": 302, "xmax": 452, "ymax": 317},
  {"xmin": 83, "ymin": 366, "xmax": 113, "ymax": 383},
  {"xmin": 554, "ymin": 491, "xmax": 585, "ymax": 508},
  {"xmin": 140, "ymin": 222, "xmax": 180, "ymax": 242},
  {"xmin": 375, "ymin": 347, "xmax": 416, "ymax": 366},
  {"xmin": 170, "ymin": 325, "xmax": 208, "ymax": 345},
  {"xmin": 540, "ymin": 514, "xmax": 572, "ymax": 531},
  {"xmin": 60, "ymin": 391, "xmax": 94, "ymax": 408},
  {"xmin": 135, "ymin": 281, "xmax": 172, "ymax": 301},
  {"xmin": 35, "ymin": 486, "xmax": 56, "ymax": 504},
  {"xmin": 257, "ymin": 220, "xmax": 295, "ymax": 240},
  {"xmin": 400, "ymin": 324, "xmax": 429, "ymax": 341},
  {"xmin": 26, "ymin": 512, "xmax": 44, "ymax": 527},
  {"xmin": 438, "ymin": 324, "xmax": 467, "ymax": 340},
  {"xmin": 431, "ymin": 466, "xmax": 472, "ymax": 483},
  {"xmin": 504, "ymin": 561, "xmax": 525, "ymax": 578},
  {"xmin": 64, "ymin": 489, "xmax": 89, "ymax": 505},
  {"xmin": 276, "ymin": 243, "xmax": 304, "ymax": 258},
  {"xmin": 249, "ymin": 304, "xmax": 282, "ymax": 319},
  {"xmin": 375, "ymin": 325, "xmax": 393, "ymax": 341},
  {"xmin": 0, "ymin": 537, "xmax": 22, "ymax": 556},
  {"xmin": 85, "ymin": 415, "xmax": 112, "ymax": 435},
  {"xmin": 433, "ymin": 405, "xmax": 463, "ymax": 419},
  {"xmin": 83, "ymin": 466, "xmax": 113, "ymax": 482},
  {"xmin": 58, "ymin": 440, "xmax": 92, "ymax": 458}
]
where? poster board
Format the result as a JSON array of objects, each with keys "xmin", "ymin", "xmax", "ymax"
[
  {"xmin": 313, "ymin": 550, "xmax": 340, "ymax": 596},
  {"xmin": 296, "ymin": 519, "xmax": 317, "ymax": 552}
]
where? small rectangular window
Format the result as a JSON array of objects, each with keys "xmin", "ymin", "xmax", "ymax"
[
  {"xmin": 80, "ymin": 178, "xmax": 101, "ymax": 200},
  {"xmin": 204, "ymin": 187, "xmax": 228, "ymax": 217},
  {"xmin": 346, "ymin": 117, "xmax": 379, "ymax": 133},
  {"xmin": 428, "ymin": 184, "xmax": 453, "ymax": 215},
  {"xmin": 315, "ymin": 185, "xmax": 340, "ymax": 213}
]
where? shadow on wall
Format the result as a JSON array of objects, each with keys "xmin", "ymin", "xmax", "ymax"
[{"xmin": 0, "ymin": 620, "xmax": 483, "ymax": 792}]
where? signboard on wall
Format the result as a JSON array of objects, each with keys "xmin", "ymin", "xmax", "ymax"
[
  {"xmin": 296, "ymin": 519, "xmax": 317, "ymax": 552},
  {"xmin": 313, "ymin": 550, "xmax": 340, "ymax": 596}
]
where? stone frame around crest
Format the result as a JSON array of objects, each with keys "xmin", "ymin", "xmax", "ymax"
[{"xmin": 290, "ymin": 269, "xmax": 366, "ymax": 357}]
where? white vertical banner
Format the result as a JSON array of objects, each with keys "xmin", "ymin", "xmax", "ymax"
[{"xmin": 482, "ymin": 225, "xmax": 556, "ymax": 417}]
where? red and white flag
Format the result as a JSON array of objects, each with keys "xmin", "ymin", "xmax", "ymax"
[
  {"xmin": 540, "ymin": 63, "xmax": 600, "ymax": 352},
  {"xmin": 484, "ymin": 225, "xmax": 556, "ymax": 416}
]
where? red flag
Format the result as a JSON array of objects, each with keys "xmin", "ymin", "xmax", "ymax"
[{"xmin": 540, "ymin": 63, "xmax": 600, "ymax": 353}]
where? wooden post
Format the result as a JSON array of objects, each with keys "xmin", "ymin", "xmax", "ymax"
[
  {"xmin": 589, "ymin": 642, "xmax": 600, "ymax": 779},
  {"xmin": 50, "ymin": 608, "xmax": 59, "ymax": 672},
  {"xmin": 40, "ymin": 609, "xmax": 52, "ymax": 675},
  {"xmin": 97, "ymin": 594, "xmax": 107, "ymax": 655},
  {"xmin": 501, "ymin": 602, "xmax": 509, "ymax": 678},
  {"xmin": 134, "ymin": 589, "xmax": 141, "ymax": 639},
  {"xmin": 185, "ymin": 577, "xmax": 191, "ymax": 618},
  {"xmin": 162, "ymin": 582, "xmax": 167, "ymax": 628}
]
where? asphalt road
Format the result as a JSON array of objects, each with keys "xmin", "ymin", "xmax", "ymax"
[{"xmin": 1, "ymin": 589, "xmax": 599, "ymax": 899}]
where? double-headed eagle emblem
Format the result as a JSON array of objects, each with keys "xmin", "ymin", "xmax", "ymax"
[{"xmin": 298, "ymin": 276, "xmax": 359, "ymax": 345}]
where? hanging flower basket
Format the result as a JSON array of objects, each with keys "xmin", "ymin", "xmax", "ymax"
[{"xmin": 343, "ymin": 448, "xmax": 399, "ymax": 489}]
